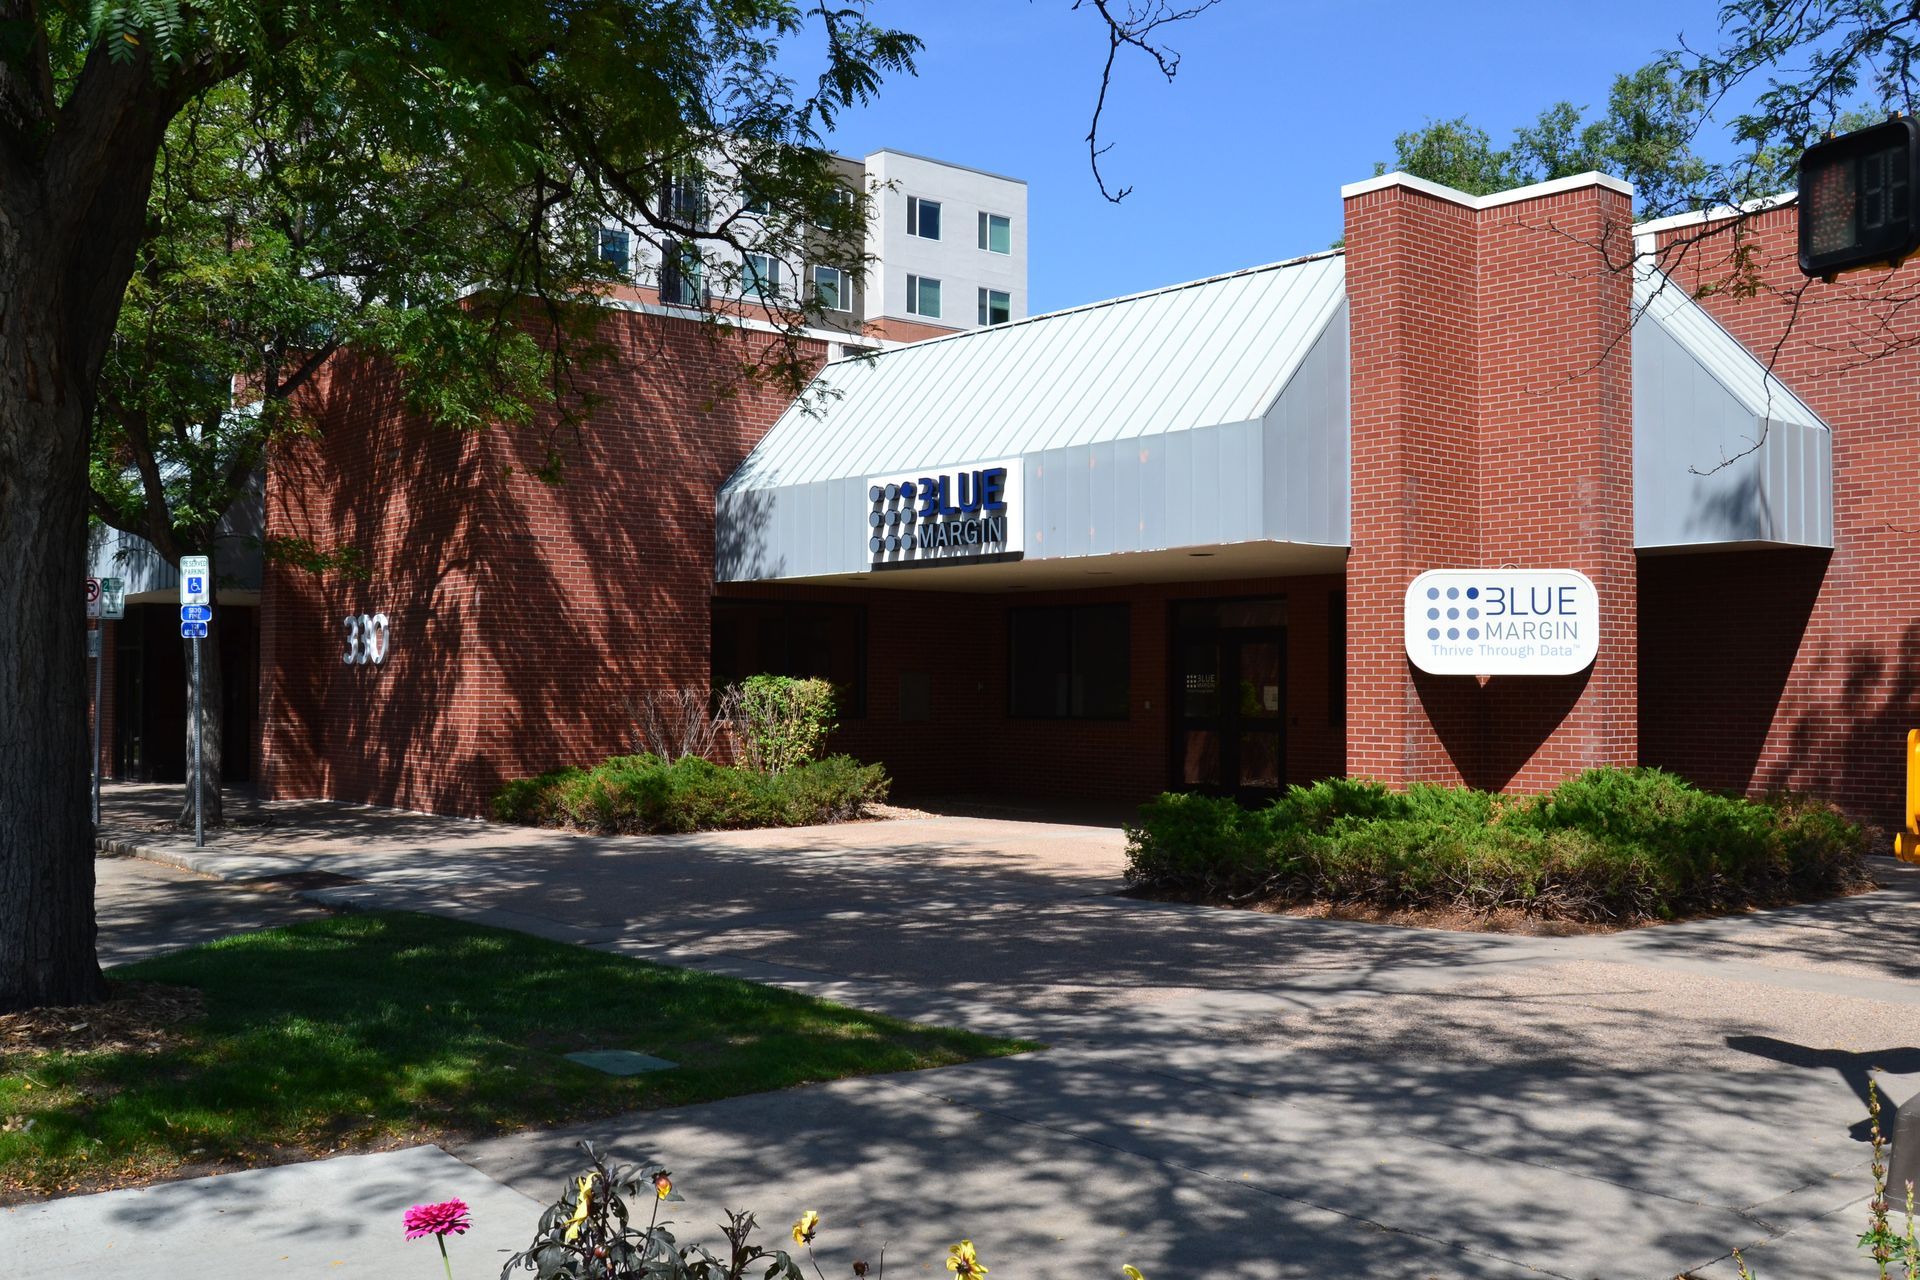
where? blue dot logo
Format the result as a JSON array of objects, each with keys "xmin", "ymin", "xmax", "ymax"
[
  {"xmin": 1427, "ymin": 587, "xmax": 1439, "ymax": 599},
  {"xmin": 885, "ymin": 535, "xmax": 899, "ymax": 551},
  {"xmin": 1446, "ymin": 587, "xmax": 1459, "ymax": 600},
  {"xmin": 1447, "ymin": 607, "xmax": 1459, "ymax": 620},
  {"xmin": 899, "ymin": 481, "xmax": 916, "ymax": 500},
  {"xmin": 868, "ymin": 536, "xmax": 883, "ymax": 553},
  {"xmin": 1466, "ymin": 607, "xmax": 1479, "ymax": 620},
  {"xmin": 1467, "ymin": 627, "xmax": 1479, "ymax": 640},
  {"xmin": 1427, "ymin": 627, "xmax": 1440, "ymax": 640},
  {"xmin": 1447, "ymin": 627, "xmax": 1460, "ymax": 640},
  {"xmin": 1466, "ymin": 587, "xmax": 1479, "ymax": 600},
  {"xmin": 1427, "ymin": 607, "xmax": 1439, "ymax": 620},
  {"xmin": 868, "ymin": 485, "xmax": 883, "ymax": 503}
]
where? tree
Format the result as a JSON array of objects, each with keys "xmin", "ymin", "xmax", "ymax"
[
  {"xmin": 89, "ymin": 80, "xmax": 608, "ymax": 831},
  {"xmin": 0, "ymin": 0, "xmax": 918, "ymax": 1012},
  {"xmin": 2, "ymin": 0, "xmax": 1216, "ymax": 1011},
  {"xmin": 1379, "ymin": 115, "xmax": 1516, "ymax": 196},
  {"xmin": 1380, "ymin": 58, "xmax": 1710, "ymax": 212}
]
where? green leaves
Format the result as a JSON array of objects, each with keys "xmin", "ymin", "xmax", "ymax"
[
  {"xmin": 82, "ymin": 0, "xmax": 924, "ymax": 578},
  {"xmin": 1380, "ymin": 57, "xmax": 1710, "ymax": 212}
]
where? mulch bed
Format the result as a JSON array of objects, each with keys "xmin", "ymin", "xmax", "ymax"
[{"xmin": 2, "ymin": 981, "xmax": 204, "ymax": 1057}]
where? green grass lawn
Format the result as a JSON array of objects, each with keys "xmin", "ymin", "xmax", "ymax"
[{"xmin": 0, "ymin": 912, "xmax": 1034, "ymax": 1199}]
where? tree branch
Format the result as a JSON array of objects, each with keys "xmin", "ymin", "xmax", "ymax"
[{"xmin": 1075, "ymin": 0, "xmax": 1218, "ymax": 203}]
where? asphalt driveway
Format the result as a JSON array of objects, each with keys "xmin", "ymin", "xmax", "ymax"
[{"xmin": 87, "ymin": 782, "xmax": 1920, "ymax": 1279}]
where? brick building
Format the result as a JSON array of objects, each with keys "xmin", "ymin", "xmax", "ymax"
[{"xmin": 87, "ymin": 169, "xmax": 1920, "ymax": 825}]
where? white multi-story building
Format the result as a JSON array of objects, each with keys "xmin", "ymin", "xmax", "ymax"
[
  {"xmin": 598, "ymin": 146, "xmax": 1027, "ymax": 346},
  {"xmin": 862, "ymin": 149, "xmax": 1027, "ymax": 340}
]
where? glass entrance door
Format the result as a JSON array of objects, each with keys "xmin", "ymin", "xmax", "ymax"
[{"xmin": 1172, "ymin": 599, "xmax": 1287, "ymax": 799}]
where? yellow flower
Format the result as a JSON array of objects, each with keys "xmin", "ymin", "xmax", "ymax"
[
  {"xmin": 1123, "ymin": 1268, "xmax": 1146, "ymax": 1280},
  {"xmin": 791, "ymin": 1210, "xmax": 820, "ymax": 1246},
  {"xmin": 946, "ymin": 1240, "xmax": 988, "ymax": 1278},
  {"xmin": 562, "ymin": 1176, "xmax": 594, "ymax": 1242},
  {"xmin": 653, "ymin": 1173, "xmax": 673, "ymax": 1201}
]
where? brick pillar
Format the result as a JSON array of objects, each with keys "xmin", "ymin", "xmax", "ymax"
[
  {"xmin": 1343, "ymin": 173, "xmax": 1637, "ymax": 791},
  {"xmin": 1344, "ymin": 181, "xmax": 1481, "ymax": 787}
]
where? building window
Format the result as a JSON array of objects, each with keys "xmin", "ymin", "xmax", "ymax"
[
  {"xmin": 740, "ymin": 181, "xmax": 770, "ymax": 216},
  {"xmin": 597, "ymin": 227, "xmax": 631, "ymax": 272},
  {"xmin": 815, "ymin": 184, "xmax": 855, "ymax": 230},
  {"xmin": 712, "ymin": 599, "xmax": 866, "ymax": 718},
  {"xmin": 977, "ymin": 288, "xmax": 1011, "ymax": 326},
  {"xmin": 661, "ymin": 164, "xmax": 705, "ymax": 228},
  {"xmin": 906, "ymin": 195, "xmax": 942, "ymax": 240},
  {"xmin": 813, "ymin": 264, "xmax": 850, "ymax": 312},
  {"xmin": 744, "ymin": 253, "xmax": 781, "ymax": 299},
  {"xmin": 906, "ymin": 274, "xmax": 942, "ymax": 318},
  {"xmin": 978, "ymin": 211, "xmax": 1011, "ymax": 254},
  {"xmin": 1009, "ymin": 604, "xmax": 1130, "ymax": 720},
  {"xmin": 659, "ymin": 241, "xmax": 704, "ymax": 307}
]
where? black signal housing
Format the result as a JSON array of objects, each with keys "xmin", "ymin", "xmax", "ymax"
[{"xmin": 1798, "ymin": 117, "xmax": 1920, "ymax": 278}]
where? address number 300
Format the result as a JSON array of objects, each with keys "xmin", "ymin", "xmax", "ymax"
[{"xmin": 341, "ymin": 613, "xmax": 391, "ymax": 665}]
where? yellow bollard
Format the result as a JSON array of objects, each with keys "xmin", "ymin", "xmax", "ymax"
[{"xmin": 1897, "ymin": 729, "xmax": 1920, "ymax": 864}]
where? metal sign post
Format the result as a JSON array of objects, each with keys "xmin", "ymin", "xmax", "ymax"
[
  {"xmin": 88, "ymin": 628, "xmax": 102, "ymax": 825},
  {"xmin": 180, "ymin": 555, "xmax": 211, "ymax": 848},
  {"xmin": 191, "ymin": 637, "xmax": 203, "ymax": 847}
]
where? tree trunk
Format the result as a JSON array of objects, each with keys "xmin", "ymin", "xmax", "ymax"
[
  {"xmin": 0, "ymin": 39, "xmax": 186, "ymax": 1010},
  {"xmin": 177, "ymin": 566, "xmax": 224, "ymax": 828},
  {"xmin": 0, "ymin": 265, "xmax": 105, "ymax": 1010}
]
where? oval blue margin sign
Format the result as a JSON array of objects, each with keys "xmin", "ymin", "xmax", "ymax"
[{"xmin": 1402, "ymin": 568, "xmax": 1599, "ymax": 676}]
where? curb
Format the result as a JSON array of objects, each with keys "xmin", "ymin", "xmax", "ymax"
[
  {"xmin": 94, "ymin": 833, "xmax": 368, "ymax": 912},
  {"xmin": 95, "ymin": 833, "xmax": 220, "ymax": 879}
]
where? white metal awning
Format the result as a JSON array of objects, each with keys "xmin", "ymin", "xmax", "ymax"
[{"xmin": 1632, "ymin": 269, "xmax": 1832, "ymax": 551}]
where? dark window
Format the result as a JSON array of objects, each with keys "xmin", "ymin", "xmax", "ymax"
[
  {"xmin": 712, "ymin": 599, "xmax": 866, "ymax": 718},
  {"xmin": 661, "ymin": 165, "xmax": 706, "ymax": 227},
  {"xmin": 659, "ymin": 241, "xmax": 705, "ymax": 308},
  {"xmin": 1327, "ymin": 590, "xmax": 1346, "ymax": 728},
  {"xmin": 1009, "ymin": 604, "xmax": 1129, "ymax": 719},
  {"xmin": 598, "ymin": 227, "xmax": 631, "ymax": 271},
  {"xmin": 907, "ymin": 195, "xmax": 942, "ymax": 240}
]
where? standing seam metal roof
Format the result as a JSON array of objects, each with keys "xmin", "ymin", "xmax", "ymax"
[{"xmin": 722, "ymin": 252, "xmax": 1348, "ymax": 491}]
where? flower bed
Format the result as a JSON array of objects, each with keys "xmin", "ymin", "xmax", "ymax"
[{"xmin": 1125, "ymin": 767, "xmax": 1872, "ymax": 924}]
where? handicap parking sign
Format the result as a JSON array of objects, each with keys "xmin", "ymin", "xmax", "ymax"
[{"xmin": 179, "ymin": 555, "xmax": 211, "ymax": 607}]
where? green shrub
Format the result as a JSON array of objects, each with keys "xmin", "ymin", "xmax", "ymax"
[
  {"xmin": 493, "ymin": 753, "xmax": 889, "ymax": 835},
  {"xmin": 1124, "ymin": 767, "xmax": 1871, "ymax": 923},
  {"xmin": 731, "ymin": 675, "xmax": 837, "ymax": 774}
]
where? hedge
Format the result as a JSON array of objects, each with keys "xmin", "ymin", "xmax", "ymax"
[
  {"xmin": 493, "ymin": 753, "xmax": 890, "ymax": 835},
  {"xmin": 1124, "ymin": 768, "xmax": 1872, "ymax": 923}
]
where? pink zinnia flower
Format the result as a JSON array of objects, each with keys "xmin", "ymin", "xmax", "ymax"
[{"xmin": 404, "ymin": 1199, "xmax": 473, "ymax": 1240}]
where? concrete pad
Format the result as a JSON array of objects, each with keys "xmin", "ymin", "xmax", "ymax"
[
  {"xmin": 564, "ymin": 1050, "xmax": 678, "ymax": 1075},
  {"xmin": 3, "ymin": 1146, "xmax": 541, "ymax": 1280}
]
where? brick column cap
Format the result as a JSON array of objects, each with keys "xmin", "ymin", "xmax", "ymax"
[{"xmin": 1341, "ymin": 169, "xmax": 1634, "ymax": 211}]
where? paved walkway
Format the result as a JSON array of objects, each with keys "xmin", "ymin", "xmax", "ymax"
[{"xmin": 51, "ymin": 782, "xmax": 1920, "ymax": 1278}]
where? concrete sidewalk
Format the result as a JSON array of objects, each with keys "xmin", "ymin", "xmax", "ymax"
[{"xmin": 76, "ymin": 781, "xmax": 1920, "ymax": 1278}]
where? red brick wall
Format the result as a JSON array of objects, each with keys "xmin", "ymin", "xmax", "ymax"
[
  {"xmin": 1651, "ymin": 207, "xmax": 1920, "ymax": 823},
  {"xmin": 1344, "ymin": 177, "xmax": 1638, "ymax": 792},
  {"xmin": 260, "ymin": 307, "xmax": 826, "ymax": 814}
]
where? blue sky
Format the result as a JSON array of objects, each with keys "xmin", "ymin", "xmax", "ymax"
[{"xmin": 811, "ymin": 0, "xmax": 1740, "ymax": 313}]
